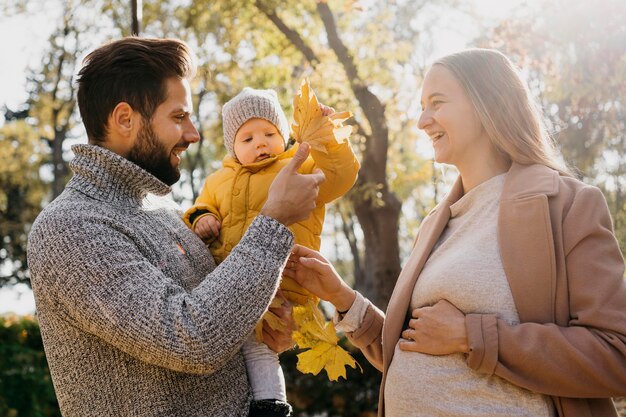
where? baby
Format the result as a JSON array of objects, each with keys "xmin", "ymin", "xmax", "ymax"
[{"xmin": 184, "ymin": 87, "xmax": 360, "ymax": 416}]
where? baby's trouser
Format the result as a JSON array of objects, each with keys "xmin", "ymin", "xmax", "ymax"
[{"xmin": 241, "ymin": 333, "xmax": 286, "ymax": 401}]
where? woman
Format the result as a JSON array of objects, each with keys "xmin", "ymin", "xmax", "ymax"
[{"xmin": 283, "ymin": 49, "xmax": 626, "ymax": 417}]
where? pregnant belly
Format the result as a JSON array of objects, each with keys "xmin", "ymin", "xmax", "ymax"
[{"xmin": 383, "ymin": 343, "xmax": 554, "ymax": 417}]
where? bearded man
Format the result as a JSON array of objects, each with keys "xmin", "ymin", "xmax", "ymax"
[{"xmin": 27, "ymin": 37, "xmax": 324, "ymax": 417}]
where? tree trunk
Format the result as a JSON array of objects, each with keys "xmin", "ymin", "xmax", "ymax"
[
  {"xmin": 131, "ymin": 0, "xmax": 141, "ymax": 35},
  {"xmin": 353, "ymin": 191, "xmax": 401, "ymax": 310},
  {"xmin": 256, "ymin": 1, "xmax": 403, "ymax": 308},
  {"xmin": 51, "ymin": 127, "xmax": 68, "ymax": 199},
  {"xmin": 316, "ymin": 2, "xmax": 401, "ymax": 309}
]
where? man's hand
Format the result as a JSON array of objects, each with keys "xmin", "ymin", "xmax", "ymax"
[
  {"xmin": 262, "ymin": 290, "xmax": 296, "ymax": 353},
  {"xmin": 193, "ymin": 215, "xmax": 221, "ymax": 240},
  {"xmin": 260, "ymin": 142, "xmax": 325, "ymax": 226}
]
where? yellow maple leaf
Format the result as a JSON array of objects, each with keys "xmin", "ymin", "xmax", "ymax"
[
  {"xmin": 290, "ymin": 300, "xmax": 360, "ymax": 380},
  {"xmin": 256, "ymin": 268, "xmax": 361, "ymax": 380},
  {"xmin": 296, "ymin": 341, "xmax": 361, "ymax": 381},
  {"xmin": 255, "ymin": 297, "xmax": 287, "ymax": 342},
  {"xmin": 292, "ymin": 302, "xmax": 337, "ymax": 346},
  {"xmin": 291, "ymin": 79, "xmax": 353, "ymax": 153}
]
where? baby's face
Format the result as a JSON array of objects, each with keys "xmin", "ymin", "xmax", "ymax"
[{"xmin": 233, "ymin": 118, "xmax": 285, "ymax": 164}]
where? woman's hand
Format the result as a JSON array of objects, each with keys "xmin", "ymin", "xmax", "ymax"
[
  {"xmin": 262, "ymin": 290, "xmax": 296, "ymax": 353},
  {"xmin": 282, "ymin": 244, "xmax": 356, "ymax": 312},
  {"xmin": 399, "ymin": 299, "xmax": 469, "ymax": 355},
  {"xmin": 319, "ymin": 103, "xmax": 335, "ymax": 117}
]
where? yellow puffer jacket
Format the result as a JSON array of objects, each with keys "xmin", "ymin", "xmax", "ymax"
[
  {"xmin": 184, "ymin": 139, "xmax": 361, "ymax": 380},
  {"xmin": 183, "ymin": 140, "xmax": 360, "ymax": 262}
]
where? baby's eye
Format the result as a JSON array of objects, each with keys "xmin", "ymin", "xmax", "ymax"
[
  {"xmin": 243, "ymin": 137, "xmax": 253, "ymax": 142},
  {"xmin": 266, "ymin": 132, "xmax": 275, "ymax": 137}
]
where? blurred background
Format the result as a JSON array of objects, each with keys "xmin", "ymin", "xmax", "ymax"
[{"xmin": 0, "ymin": 0, "xmax": 624, "ymax": 415}]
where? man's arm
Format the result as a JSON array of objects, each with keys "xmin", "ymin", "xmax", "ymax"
[
  {"xmin": 29, "ymin": 212, "xmax": 293, "ymax": 375},
  {"xmin": 28, "ymin": 144, "xmax": 324, "ymax": 375}
]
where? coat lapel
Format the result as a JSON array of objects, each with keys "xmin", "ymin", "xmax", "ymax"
[{"xmin": 498, "ymin": 163, "xmax": 560, "ymax": 323}]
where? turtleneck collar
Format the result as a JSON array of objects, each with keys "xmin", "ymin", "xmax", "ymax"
[
  {"xmin": 66, "ymin": 144, "xmax": 172, "ymax": 206},
  {"xmin": 449, "ymin": 173, "xmax": 506, "ymax": 218}
]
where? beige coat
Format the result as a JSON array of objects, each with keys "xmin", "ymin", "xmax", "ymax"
[{"xmin": 347, "ymin": 163, "xmax": 626, "ymax": 417}]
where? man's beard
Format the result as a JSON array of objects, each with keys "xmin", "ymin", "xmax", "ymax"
[{"xmin": 127, "ymin": 122, "xmax": 181, "ymax": 186}]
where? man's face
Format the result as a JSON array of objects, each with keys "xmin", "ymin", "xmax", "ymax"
[{"xmin": 127, "ymin": 78, "xmax": 199, "ymax": 185}]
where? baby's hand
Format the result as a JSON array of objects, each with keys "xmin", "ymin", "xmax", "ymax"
[
  {"xmin": 194, "ymin": 215, "xmax": 221, "ymax": 240},
  {"xmin": 319, "ymin": 103, "xmax": 335, "ymax": 117}
]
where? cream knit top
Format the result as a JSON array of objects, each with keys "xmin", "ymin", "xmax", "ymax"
[{"xmin": 384, "ymin": 174, "xmax": 555, "ymax": 417}]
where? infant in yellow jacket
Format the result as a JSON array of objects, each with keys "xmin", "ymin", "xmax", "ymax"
[{"xmin": 183, "ymin": 87, "xmax": 360, "ymax": 414}]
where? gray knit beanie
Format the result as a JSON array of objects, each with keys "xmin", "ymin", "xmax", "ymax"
[{"xmin": 222, "ymin": 87, "xmax": 290, "ymax": 158}]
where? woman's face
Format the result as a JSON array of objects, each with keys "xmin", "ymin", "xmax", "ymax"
[{"xmin": 417, "ymin": 65, "xmax": 486, "ymax": 169}]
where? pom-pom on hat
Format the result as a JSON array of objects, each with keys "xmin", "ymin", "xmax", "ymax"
[{"xmin": 222, "ymin": 87, "xmax": 289, "ymax": 158}]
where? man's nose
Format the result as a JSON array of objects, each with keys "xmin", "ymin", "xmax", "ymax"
[{"xmin": 184, "ymin": 119, "xmax": 200, "ymax": 143}]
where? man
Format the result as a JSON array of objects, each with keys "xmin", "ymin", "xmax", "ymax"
[{"xmin": 27, "ymin": 37, "xmax": 325, "ymax": 416}]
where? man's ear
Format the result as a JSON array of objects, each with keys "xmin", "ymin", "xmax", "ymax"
[
  {"xmin": 110, "ymin": 102, "xmax": 137, "ymax": 138},
  {"xmin": 105, "ymin": 102, "xmax": 143, "ymax": 156}
]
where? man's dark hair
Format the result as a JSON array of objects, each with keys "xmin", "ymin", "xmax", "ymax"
[{"xmin": 77, "ymin": 37, "xmax": 196, "ymax": 143}]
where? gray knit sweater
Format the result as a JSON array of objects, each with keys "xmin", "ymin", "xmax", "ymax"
[{"xmin": 27, "ymin": 144, "xmax": 294, "ymax": 416}]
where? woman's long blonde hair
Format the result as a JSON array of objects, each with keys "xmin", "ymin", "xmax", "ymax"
[{"xmin": 434, "ymin": 48, "xmax": 571, "ymax": 175}]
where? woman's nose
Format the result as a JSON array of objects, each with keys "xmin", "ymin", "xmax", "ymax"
[{"xmin": 417, "ymin": 110, "xmax": 431, "ymax": 130}]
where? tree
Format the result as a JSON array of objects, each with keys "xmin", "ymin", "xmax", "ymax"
[
  {"xmin": 246, "ymin": 0, "xmax": 437, "ymax": 308},
  {"xmin": 0, "ymin": 315, "xmax": 60, "ymax": 416},
  {"xmin": 26, "ymin": 1, "xmax": 95, "ymax": 199},
  {"xmin": 103, "ymin": 0, "xmax": 440, "ymax": 308},
  {"xmin": 0, "ymin": 122, "xmax": 46, "ymax": 287},
  {"xmin": 478, "ymin": 0, "xmax": 626, "ymax": 251},
  {"xmin": 4, "ymin": 1, "xmax": 446, "ymax": 311},
  {"xmin": 0, "ymin": 0, "xmax": 122, "ymax": 286}
]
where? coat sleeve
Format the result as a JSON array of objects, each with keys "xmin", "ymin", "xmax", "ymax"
[
  {"xmin": 28, "ymin": 213, "xmax": 293, "ymax": 375},
  {"xmin": 182, "ymin": 173, "xmax": 223, "ymax": 228},
  {"xmin": 466, "ymin": 185, "xmax": 626, "ymax": 397},
  {"xmin": 310, "ymin": 139, "xmax": 360, "ymax": 205},
  {"xmin": 344, "ymin": 297, "xmax": 386, "ymax": 372}
]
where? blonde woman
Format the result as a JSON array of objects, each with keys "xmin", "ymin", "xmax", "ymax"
[{"xmin": 283, "ymin": 49, "xmax": 626, "ymax": 417}]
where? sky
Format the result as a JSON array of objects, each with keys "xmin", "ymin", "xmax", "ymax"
[{"xmin": 0, "ymin": 0, "xmax": 522, "ymax": 315}]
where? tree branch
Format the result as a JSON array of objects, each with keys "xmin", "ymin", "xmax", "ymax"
[
  {"xmin": 316, "ymin": 2, "xmax": 389, "ymax": 184},
  {"xmin": 254, "ymin": 0, "xmax": 320, "ymax": 67}
]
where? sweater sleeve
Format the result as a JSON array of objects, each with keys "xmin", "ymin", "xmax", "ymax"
[
  {"xmin": 310, "ymin": 139, "xmax": 360, "ymax": 205},
  {"xmin": 466, "ymin": 185, "xmax": 626, "ymax": 397},
  {"xmin": 28, "ymin": 213, "xmax": 293, "ymax": 375}
]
